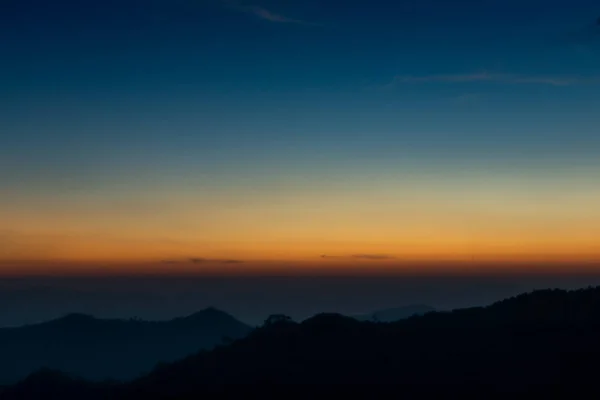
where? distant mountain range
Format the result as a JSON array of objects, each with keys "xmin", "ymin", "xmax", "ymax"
[
  {"xmin": 0, "ymin": 302, "xmax": 435, "ymax": 384},
  {"xmin": 8, "ymin": 287, "xmax": 600, "ymax": 397},
  {"xmin": 351, "ymin": 304, "xmax": 435, "ymax": 322},
  {"xmin": 8, "ymin": 287, "xmax": 600, "ymax": 396},
  {"xmin": 0, "ymin": 307, "xmax": 251, "ymax": 384}
]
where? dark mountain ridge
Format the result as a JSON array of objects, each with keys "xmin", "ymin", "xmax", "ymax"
[
  {"xmin": 351, "ymin": 304, "xmax": 436, "ymax": 322},
  {"xmin": 0, "ymin": 308, "xmax": 251, "ymax": 384},
  {"xmin": 7, "ymin": 287, "xmax": 600, "ymax": 397}
]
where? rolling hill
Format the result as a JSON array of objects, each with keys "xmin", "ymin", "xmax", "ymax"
[
  {"xmin": 351, "ymin": 304, "xmax": 435, "ymax": 322},
  {"xmin": 7, "ymin": 287, "xmax": 600, "ymax": 397},
  {"xmin": 0, "ymin": 307, "xmax": 251, "ymax": 384}
]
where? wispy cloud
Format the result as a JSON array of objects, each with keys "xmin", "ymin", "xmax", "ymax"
[
  {"xmin": 161, "ymin": 257, "xmax": 244, "ymax": 265},
  {"xmin": 320, "ymin": 254, "xmax": 343, "ymax": 260},
  {"xmin": 320, "ymin": 254, "xmax": 396, "ymax": 261},
  {"xmin": 223, "ymin": 1, "xmax": 318, "ymax": 26},
  {"xmin": 248, "ymin": 6, "xmax": 304, "ymax": 24},
  {"xmin": 188, "ymin": 257, "xmax": 244, "ymax": 264},
  {"xmin": 352, "ymin": 254, "xmax": 397, "ymax": 261},
  {"xmin": 385, "ymin": 72, "xmax": 600, "ymax": 88}
]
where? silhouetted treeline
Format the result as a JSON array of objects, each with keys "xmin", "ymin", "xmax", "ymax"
[
  {"xmin": 7, "ymin": 287, "xmax": 600, "ymax": 398},
  {"xmin": 352, "ymin": 304, "xmax": 435, "ymax": 322}
]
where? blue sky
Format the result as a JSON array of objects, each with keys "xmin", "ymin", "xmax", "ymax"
[
  {"xmin": 2, "ymin": 0, "xmax": 600, "ymax": 177},
  {"xmin": 1, "ymin": 0, "xmax": 600, "ymax": 267}
]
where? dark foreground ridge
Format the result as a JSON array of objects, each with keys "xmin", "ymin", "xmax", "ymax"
[
  {"xmin": 7, "ymin": 287, "xmax": 600, "ymax": 397},
  {"xmin": 0, "ymin": 307, "xmax": 251, "ymax": 384},
  {"xmin": 351, "ymin": 304, "xmax": 435, "ymax": 322}
]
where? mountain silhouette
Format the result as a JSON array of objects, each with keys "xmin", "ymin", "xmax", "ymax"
[
  {"xmin": 122, "ymin": 287, "xmax": 600, "ymax": 392},
  {"xmin": 0, "ymin": 308, "xmax": 251, "ymax": 384},
  {"xmin": 351, "ymin": 304, "xmax": 435, "ymax": 322},
  {"xmin": 7, "ymin": 287, "xmax": 600, "ymax": 397}
]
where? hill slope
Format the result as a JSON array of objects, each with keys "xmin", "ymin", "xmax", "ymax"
[
  {"xmin": 127, "ymin": 287, "xmax": 600, "ymax": 391},
  {"xmin": 7, "ymin": 287, "xmax": 600, "ymax": 397},
  {"xmin": 0, "ymin": 308, "xmax": 251, "ymax": 384},
  {"xmin": 351, "ymin": 304, "xmax": 435, "ymax": 322}
]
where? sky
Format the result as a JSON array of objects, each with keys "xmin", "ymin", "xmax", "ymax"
[{"xmin": 2, "ymin": 0, "xmax": 600, "ymax": 276}]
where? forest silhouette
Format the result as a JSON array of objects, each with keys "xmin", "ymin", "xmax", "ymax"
[{"xmin": 4, "ymin": 287, "xmax": 600, "ymax": 397}]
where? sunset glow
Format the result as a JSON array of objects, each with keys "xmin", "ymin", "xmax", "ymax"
[{"xmin": 2, "ymin": 0, "xmax": 599, "ymax": 276}]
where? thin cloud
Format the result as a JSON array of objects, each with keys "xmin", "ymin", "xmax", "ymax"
[
  {"xmin": 160, "ymin": 257, "xmax": 243, "ymax": 265},
  {"xmin": 352, "ymin": 254, "xmax": 396, "ymax": 261},
  {"xmin": 320, "ymin": 254, "xmax": 396, "ymax": 261},
  {"xmin": 320, "ymin": 254, "xmax": 343, "ymax": 259},
  {"xmin": 386, "ymin": 72, "xmax": 600, "ymax": 88},
  {"xmin": 188, "ymin": 257, "xmax": 244, "ymax": 264},
  {"xmin": 222, "ymin": 0, "xmax": 319, "ymax": 26},
  {"xmin": 249, "ymin": 6, "xmax": 303, "ymax": 24}
]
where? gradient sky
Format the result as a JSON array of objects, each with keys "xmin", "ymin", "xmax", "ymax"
[{"xmin": 2, "ymin": 0, "xmax": 600, "ymax": 274}]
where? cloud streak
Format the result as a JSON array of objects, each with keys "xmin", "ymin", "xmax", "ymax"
[
  {"xmin": 161, "ymin": 258, "xmax": 244, "ymax": 265},
  {"xmin": 189, "ymin": 257, "xmax": 244, "ymax": 264},
  {"xmin": 248, "ymin": 6, "xmax": 304, "ymax": 24},
  {"xmin": 386, "ymin": 72, "xmax": 600, "ymax": 88},
  {"xmin": 320, "ymin": 254, "xmax": 397, "ymax": 261},
  {"xmin": 223, "ymin": 1, "xmax": 318, "ymax": 26},
  {"xmin": 352, "ymin": 254, "xmax": 397, "ymax": 261}
]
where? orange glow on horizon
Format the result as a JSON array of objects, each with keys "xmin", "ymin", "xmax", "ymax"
[
  {"xmin": 2, "ymin": 168, "xmax": 599, "ymax": 275},
  {"xmin": 2, "ymin": 257, "xmax": 600, "ymax": 278}
]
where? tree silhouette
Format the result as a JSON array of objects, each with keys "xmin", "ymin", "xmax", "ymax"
[
  {"xmin": 263, "ymin": 314, "xmax": 293, "ymax": 327},
  {"xmin": 8, "ymin": 287, "xmax": 600, "ymax": 398}
]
